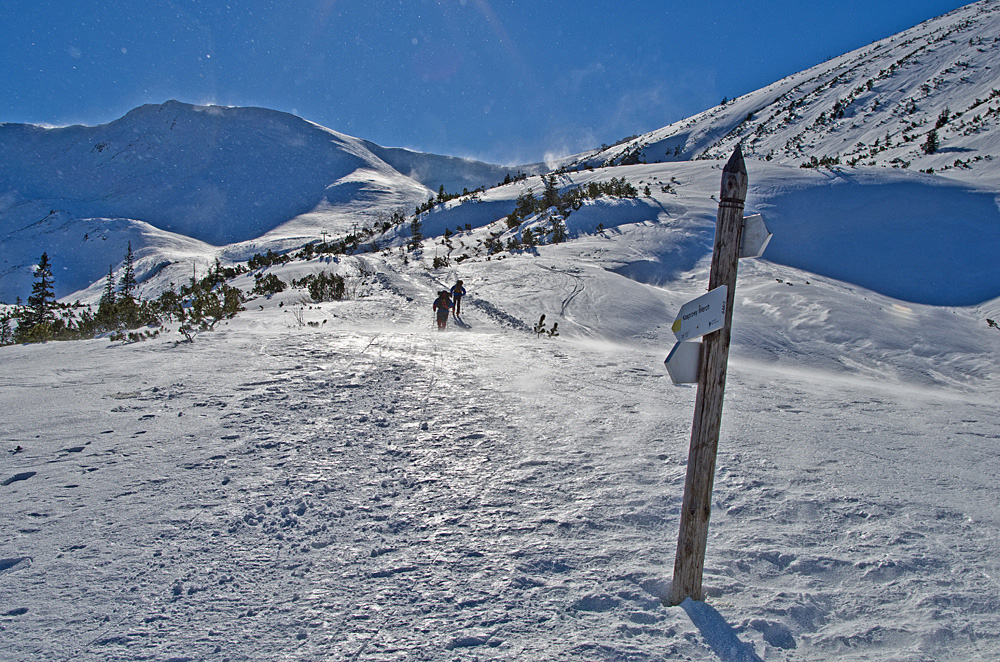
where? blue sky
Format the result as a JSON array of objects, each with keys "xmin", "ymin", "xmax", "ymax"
[{"xmin": 0, "ymin": 0, "xmax": 973, "ymax": 165}]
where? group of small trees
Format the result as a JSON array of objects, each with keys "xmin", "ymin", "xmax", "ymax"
[
  {"xmin": 1, "ymin": 248, "xmax": 246, "ymax": 346},
  {"xmin": 414, "ymin": 184, "xmax": 487, "ymax": 216},
  {"xmin": 800, "ymin": 155, "xmax": 842, "ymax": 169},
  {"xmin": 94, "ymin": 243, "xmax": 161, "ymax": 334},
  {"xmin": 167, "ymin": 261, "xmax": 246, "ymax": 342},
  {"xmin": 494, "ymin": 174, "xmax": 636, "ymax": 252},
  {"xmin": 400, "ymin": 172, "xmax": 642, "ymax": 260},
  {"xmin": 291, "ymin": 271, "xmax": 346, "ymax": 302},
  {"xmin": 922, "ymin": 107, "xmax": 951, "ymax": 155},
  {"xmin": 509, "ymin": 175, "xmax": 638, "ymax": 224},
  {"xmin": 0, "ymin": 250, "xmax": 155, "ymax": 344}
]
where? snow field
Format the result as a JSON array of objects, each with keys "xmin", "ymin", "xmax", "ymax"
[
  {"xmin": 3, "ymin": 271, "xmax": 1000, "ymax": 660},
  {"xmin": 0, "ymin": 319, "xmax": 696, "ymax": 660}
]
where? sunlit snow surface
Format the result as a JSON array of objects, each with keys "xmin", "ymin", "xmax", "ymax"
[{"xmin": 2, "ymin": 252, "xmax": 999, "ymax": 660}]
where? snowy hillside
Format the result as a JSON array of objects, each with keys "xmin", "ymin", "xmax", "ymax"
[
  {"xmin": 3, "ymin": 5, "xmax": 1000, "ymax": 306},
  {"xmin": 574, "ymin": 0, "xmax": 1000, "ymax": 177},
  {"xmin": 0, "ymin": 101, "xmax": 526, "ymax": 300},
  {"xmin": 2, "ymin": 239, "xmax": 1000, "ymax": 660}
]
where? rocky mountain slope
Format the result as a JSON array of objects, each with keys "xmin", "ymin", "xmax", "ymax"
[{"xmin": 575, "ymin": 0, "xmax": 1000, "ymax": 177}]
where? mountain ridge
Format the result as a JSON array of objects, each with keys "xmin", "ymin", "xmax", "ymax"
[
  {"xmin": 0, "ymin": 100, "xmax": 524, "ymax": 246},
  {"xmin": 574, "ymin": 0, "xmax": 1000, "ymax": 176}
]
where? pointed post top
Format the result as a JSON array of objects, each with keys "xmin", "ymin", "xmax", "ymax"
[
  {"xmin": 720, "ymin": 144, "xmax": 748, "ymax": 202},
  {"xmin": 723, "ymin": 144, "xmax": 746, "ymax": 176}
]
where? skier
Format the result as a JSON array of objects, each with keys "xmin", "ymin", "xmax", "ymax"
[
  {"xmin": 433, "ymin": 290, "xmax": 452, "ymax": 331},
  {"xmin": 450, "ymin": 279, "xmax": 467, "ymax": 317}
]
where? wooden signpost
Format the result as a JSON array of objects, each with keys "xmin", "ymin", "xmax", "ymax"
[{"xmin": 668, "ymin": 145, "xmax": 750, "ymax": 606}]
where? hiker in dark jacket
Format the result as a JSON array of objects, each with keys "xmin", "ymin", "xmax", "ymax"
[
  {"xmin": 433, "ymin": 291, "xmax": 452, "ymax": 330},
  {"xmin": 450, "ymin": 280, "xmax": 467, "ymax": 317}
]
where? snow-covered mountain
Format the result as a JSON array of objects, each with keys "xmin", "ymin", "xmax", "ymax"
[
  {"xmin": 0, "ymin": 100, "xmax": 520, "ymax": 245},
  {"xmin": 573, "ymin": 0, "xmax": 1000, "ymax": 176},
  {"xmin": 4, "ymin": 3, "xmax": 1000, "ymax": 307},
  {"xmin": 0, "ymin": 101, "xmax": 526, "ymax": 299},
  {"xmin": 2, "ymin": 0, "xmax": 1000, "ymax": 309}
]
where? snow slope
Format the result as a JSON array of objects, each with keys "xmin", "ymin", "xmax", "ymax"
[
  {"xmin": 385, "ymin": 160, "xmax": 1000, "ymax": 308},
  {"xmin": 574, "ymin": 0, "xmax": 1000, "ymax": 178},
  {"xmin": 2, "ymin": 247, "xmax": 999, "ymax": 660},
  {"xmin": 4, "ymin": 2, "xmax": 1000, "ymax": 306}
]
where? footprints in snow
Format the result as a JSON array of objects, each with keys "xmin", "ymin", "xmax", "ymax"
[{"xmin": 1, "ymin": 471, "xmax": 36, "ymax": 486}]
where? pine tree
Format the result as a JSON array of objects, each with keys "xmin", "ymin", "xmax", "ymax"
[
  {"xmin": 25, "ymin": 252, "xmax": 56, "ymax": 328},
  {"xmin": 97, "ymin": 264, "xmax": 118, "ymax": 328},
  {"xmin": 506, "ymin": 209, "xmax": 522, "ymax": 230},
  {"xmin": 119, "ymin": 242, "xmax": 137, "ymax": 299},
  {"xmin": 551, "ymin": 217, "xmax": 567, "ymax": 244},
  {"xmin": 117, "ymin": 243, "xmax": 139, "ymax": 327},
  {"xmin": 408, "ymin": 217, "xmax": 424, "ymax": 251},
  {"xmin": 15, "ymin": 252, "xmax": 58, "ymax": 342},
  {"xmin": 935, "ymin": 107, "xmax": 950, "ymax": 129},
  {"xmin": 515, "ymin": 190, "xmax": 537, "ymax": 217},
  {"xmin": 923, "ymin": 129, "xmax": 939, "ymax": 155},
  {"xmin": 543, "ymin": 174, "xmax": 560, "ymax": 210},
  {"xmin": 0, "ymin": 310, "xmax": 14, "ymax": 346},
  {"xmin": 520, "ymin": 227, "xmax": 533, "ymax": 247}
]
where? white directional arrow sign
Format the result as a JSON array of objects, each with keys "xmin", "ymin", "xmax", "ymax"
[
  {"xmin": 664, "ymin": 341, "xmax": 702, "ymax": 384},
  {"xmin": 740, "ymin": 213, "xmax": 772, "ymax": 259},
  {"xmin": 670, "ymin": 285, "xmax": 728, "ymax": 343}
]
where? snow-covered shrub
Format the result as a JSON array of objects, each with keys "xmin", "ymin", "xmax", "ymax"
[
  {"xmin": 293, "ymin": 271, "xmax": 346, "ymax": 302},
  {"xmin": 253, "ymin": 273, "xmax": 286, "ymax": 297}
]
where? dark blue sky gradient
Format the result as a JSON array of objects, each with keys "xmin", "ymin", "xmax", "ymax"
[{"xmin": 0, "ymin": 0, "xmax": 973, "ymax": 164}]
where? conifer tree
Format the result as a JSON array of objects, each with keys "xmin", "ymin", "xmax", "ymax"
[
  {"xmin": 117, "ymin": 242, "xmax": 140, "ymax": 327},
  {"xmin": 935, "ymin": 107, "xmax": 950, "ymax": 129},
  {"xmin": 408, "ymin": 217, "xmax": 424, "ymax": 251},
  {"xmin": 543, "ymin": 174, "xmax": 560, "ymax": 210},
  {"xmin": 97, "ymin": 265, "xmax": 118, "ymax": 328},
  {"xmin": 551, "ymin": 217, "xmax": 567, "ymax": 244},
  {"xmin": 25, "ymin": 252, "xmax": 56, "ymax": 328},
  {"xmin": 119, "ymin": 241, "xmax": 137, "ymax": 299},
  {"xmin": 923, "ymin": 129, "xmax": 939, "ymax": 155},
  {"xmin": 0, "ymin": 311, "xmax": 13, "ymax": 346},
  {"xmin": 515, "ymin": 190, "xmax": 537, "ymax": 218},
  {"xmin": 506, "ymin": 209, "xmax": 521, "ymax": 230},
  {"xmin": 522, "ymin": 227, "xmax": 537, "ymax": 247}
]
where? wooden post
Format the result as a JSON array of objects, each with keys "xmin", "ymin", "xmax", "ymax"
[{"xmin": 668, "ymin": 146, "xmax": 748, "ymax": 606}]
